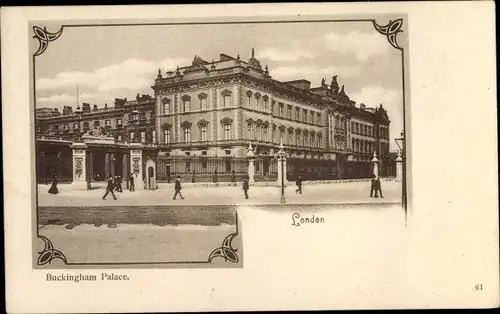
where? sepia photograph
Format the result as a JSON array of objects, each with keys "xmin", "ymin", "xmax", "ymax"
[{"xmin": 33, "ymin": 16, "xmax": 407, "ymax": 267}]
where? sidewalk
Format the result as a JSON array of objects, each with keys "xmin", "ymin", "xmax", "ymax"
[{"xmin": 38, "ymin": 181, "xmax": 402, "ymax": 207}]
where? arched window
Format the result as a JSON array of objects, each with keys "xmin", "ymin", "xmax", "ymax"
[
  {"xmin": 181, "ymin": 95, "xmax": 191, "ymax": 112},
  {"xmin": 164, "ymin": 129, "xmax": 170, "ymax": 144}
]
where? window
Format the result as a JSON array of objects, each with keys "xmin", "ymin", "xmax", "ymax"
[
  {"xmin": 296, "ymin": 108, "xmax": 300, "ymax": 120},
  {"xmin": 253, "ymin": 125, "xmax": 257, "ymax": 140},
  {"xmin": 264, "ymin": 98, "xmax": 269, "ymax": 111},
  {"xmin": 200, "ymin": 125, "xmax": 207, "ymax": 141},
  {"xmin": 83, "ymin": 122, "xmax": 89, "ymax": 130},
  {"xmin": 162, "ymin": 98, "xmax": 171, "ymax": 114},
  {"xmin": 183, "ymin": 127, "xmax": 191, "ymax": 142},
  {"xmin": 224, "ymin": 124, "xmax": 231, "ymax": 140},
  {"xmin": 63, "ymin": 124, "xmax": 69, "ymax": 130},
  {"xmin": 141, "ymin": 131, "xmax": 146, "ymax": 143},
  {"xmin": 105, "ymin": 120, "xmax": 111, "ymax": 127},
  {"xmin": 280, "ymin": 130, "xmax": 284, "ymax": 144},
  {"xmin": 129, "ymin": 131, "xmax": 135, "ymax": 142},
  {"xmin": 117, "ymin": 135, "xmax": 122, "ymax": 142},
  {"xmin": 94, "ymin": 120, "xmax": 100, "ymax": 127},
  {"xmin": 183, "ymin": 99, "xmax": 190, "ymax": 112},
  {"xmin": 200, "ymin": 98, "xmax": 207, "ymax": 110},
  {"xmin": 288, "ymin": 106, "xmax": 292, "ymax": 119},
  {"xmin": 256, "ymin": 126, "xmax": 261, "ymax": 141},
  {"xmin": 296, "ymin": 133, "xmax": 300, "ymax": 146},
  {"xmin": 271, "ymin": 102, "xmax": 275, "ymax": 114},
  {"xmin": 310, "ymin": 112, "xmax": 314, "ymax": 123},
  {"xmin": 223, "ymin": 95, "xmax": 231, "ymax": 108},
  {"xmin": 351, "ymin": 122, "xmax": 354, "ymax": 131},
  {"xmin": 272, "ymin": 128, "xmax": 276, "ymax": 142},
  {"xmin": 303, "ymin": 110, "xmax": 307, "ymax": 122},
  {"xmin": 317, "ymin": 136, "xmax": 322, "ymax": 148},
  {"xmin": 164, "ymin": 129, "xmax": 170, "ymax": 144},
  {"xmin": 263, "ymin": 127, "xmax": 268, "ymax": 141},
  {"xmin": 116, "ymin": 118, "xmax": 122, "ymax": 125},
  {"xmin": 246, "ymin": 91, "xmax": 252, "ymax": 107},
  {"xmin": 247, "ymin": 123, "xmax": 251, "ymax": 139},
  {"xmin": 288, "ymin": 132, "xmax": 292, "ymax": 145},
  {"xmin": 152, "ymin": 130, "xmax": 156, "ymax": 143},
  {"xmin": 279, "ymin": 104, "xmax": 283, "ymax": 117},
  {"xmin": 73, "ymin": 123, "xmax": 79, "ymax": 129},
  {"xmin": 317, "ymin": 113, "xmax": 321, "ymax": 125}
]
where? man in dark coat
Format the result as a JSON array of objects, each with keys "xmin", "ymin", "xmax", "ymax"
[
  {"xmin": 114, "ymin": 176, "xmax": 123, "ymax": 192},
  {"xmin": 102, "ymin": 175, "xmax": 117, "ymax": 200},
  {"xmin": 295, "ymin": 175, "xmax": 303, "ymax": 194},
  {"xmin": 370, "ymin": 175, "xmax": 384, "ymax": 198},
  {"xmin": 173, "ymin": 175, "xmax": 184, "ymax": 200},
  {"xmin": 242, "ymin": 176, "xmax": 249, "ymax": 199},
  {"xmin": 129, "ymin": 173, "xmax": 135, "ymax": 191}
]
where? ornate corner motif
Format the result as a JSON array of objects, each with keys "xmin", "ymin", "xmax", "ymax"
[
  {"xmin": 33, "ymin": 26, "xmax": 64, "ymax": 57},
  {"xmin": 208, "ymin": 232, "xmax": 239, "ymax": 263},
  {"xmin": 372, "ymin": 19, "xmax": 403, "ymax": 50},
  {"xmin": 38, "ymin": 235, "xmax": 68, "ymax": 266}
]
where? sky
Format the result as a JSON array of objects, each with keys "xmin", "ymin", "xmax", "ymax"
[{"xmin": 34, "ymin": 21, "xmax": 404, "ymax": 150}]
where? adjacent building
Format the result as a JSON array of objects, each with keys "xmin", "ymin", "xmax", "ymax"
[{"xmin": 35, "ymin": 48, "xmax": 392, "ymax": 184}]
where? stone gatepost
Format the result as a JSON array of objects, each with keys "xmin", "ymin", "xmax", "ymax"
[
  {"xmin": 246, "ymin": 142, "xmax": 255, "ymax": 184},
  {"xmin": 371, "ymin": 151, "xmax": 379, "ymax": 178},
  {"xmin": 71, "ymin": 142, "xmax": 87, "ymax": 190},
  {"xmin": 129, "ymin": 143, "xmax": 144, "ymax": 190},
  {"xmin": 395, "ymin": 151, "xmax": 403, "ymax": 182}
]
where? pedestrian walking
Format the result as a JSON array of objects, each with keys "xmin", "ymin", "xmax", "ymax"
[
  {"xmin": 48, "ymin": 173, "xmax": 59, "ymax": 194},
  {"xmin": 370, "ymin": 175, "xmax": 384, "ymax": 198},
  {"xmin": 114, "ymin": 176, "xmax": 123, "ymax": 192},
  {"xmin": 375, "ymin": 176, "xmax": 383, "ymax": 198},
  {"xmin": 129, "ymin": 173, "xmax": 135, "ymax": 191},
  {"xmin": 231, "ymin": 170, "xmax": 236, "ymax": 183},
  {"xmin": 242, "ymin": 176, "xmax": 249, "ymax": 199},
  {"xmin": 102, "ymin": 175, "xmax": 117, "ymax": 200},
  {"xmin": 295, "ymin": 175, "xmax": 302, "ymax": 194},
  {"xmin": 173, "ymin": 175, "xmax": 185, "ymax": 200},
  {"xmin": 191, "ymin": 170, "xmax": 196, "ymax": 183},
  {"xmin": 213, "ymin": 170, "xmax": 218, "ymax": 184}
]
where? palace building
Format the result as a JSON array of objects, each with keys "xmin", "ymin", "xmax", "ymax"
[{"xmin": 35, "ymin": 48, "xmax": 393, "ymax": 185}]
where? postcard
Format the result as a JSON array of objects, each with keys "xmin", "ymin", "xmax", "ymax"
[{"xmin": 2, "ymin": 2, "xmax": 498, "ymax": 312}]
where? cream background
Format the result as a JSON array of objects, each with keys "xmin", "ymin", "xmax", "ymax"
[{"xmin": 2, "ymin": 2, "xmax": 498, "ymax": 312}]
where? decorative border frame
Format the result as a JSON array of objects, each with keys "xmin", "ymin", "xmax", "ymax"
[
  {"xmin": 32, "ymin": 16, "xmax": 408, "ymax": 267},
  {"xmin": 37, "ymin": 211, "xmax": 240, "ymax": 266}
]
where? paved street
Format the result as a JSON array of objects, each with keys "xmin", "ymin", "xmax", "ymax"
[{"xmin": 38, "ymin": 180, "xmax": 402, "ymax": 207}]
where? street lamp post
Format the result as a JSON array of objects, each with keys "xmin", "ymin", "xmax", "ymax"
[
  {"xmin": 395, "ymin": 130, "xmax": 406, "ymax": 210},
  {"xmin": 276, "ymin": 140, "xmax": 287, "ymax": 204}
]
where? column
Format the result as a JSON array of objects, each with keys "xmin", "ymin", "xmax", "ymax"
[
  {"xmin": 104, "ymin": 152, "xmax": 110, "ymax": 177},
  {"xmin": 123, "ymin": 153, "xmax": 129, "ymax": 189},
  {"xmin": 395, "ymin": 151, "xmax": 403, "ymax": 182},
  {"xmin": 246, "ymin": 143, "xmax": 255, "ymax": 184},
  {"xmin": 110, "ymin": 153, "xmax": 116, "ymax": 177},
  {"xmin": 129, "ymin": 143, "xmax": 144, "ymax": 190},
  {"xmin": 71, "ymin": 142, "xmax": 87, "ymax": 190},
  {"xmin": 371, "ymin": 151, "xmax": 379, "ymax": 178},
  {"xmin": 87, "ymin": 151, "xmax": 93, "ymax": 190}
]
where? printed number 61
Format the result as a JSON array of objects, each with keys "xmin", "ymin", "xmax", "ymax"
[{"xmin": 475, "ymin": 284, "xmax": 483, "ymax": 290}]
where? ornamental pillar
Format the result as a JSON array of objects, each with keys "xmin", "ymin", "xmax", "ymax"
[
  {"xmin": 71, "ymin": 142, "xmax": 87, "ymax": 190},
  {"xmin": 129, "ymin": 143, "xmax": 144, "ymax": 190},
  {"xmin": 246, "ymin": 142, "xmax": 255, "ymax": 184},
  {"xmin": 395, "ymin": 151, "xmax": 403, "ymax": 182}
]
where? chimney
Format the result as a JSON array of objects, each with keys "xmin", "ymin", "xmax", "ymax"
[
  {"xmin": 360, "ymin": 103, "xmax": 366, "ymax": 109},
  {"xmin": 82, "ymin": 103, "xmax": 90, "ymax": 113},
  {"xmin": 104, "ymin": 103, "xmax": 108, "ymax": 110},
  {"xmin": 93, "ymin": 104, "xmax": 98, "ymax": 111}
]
